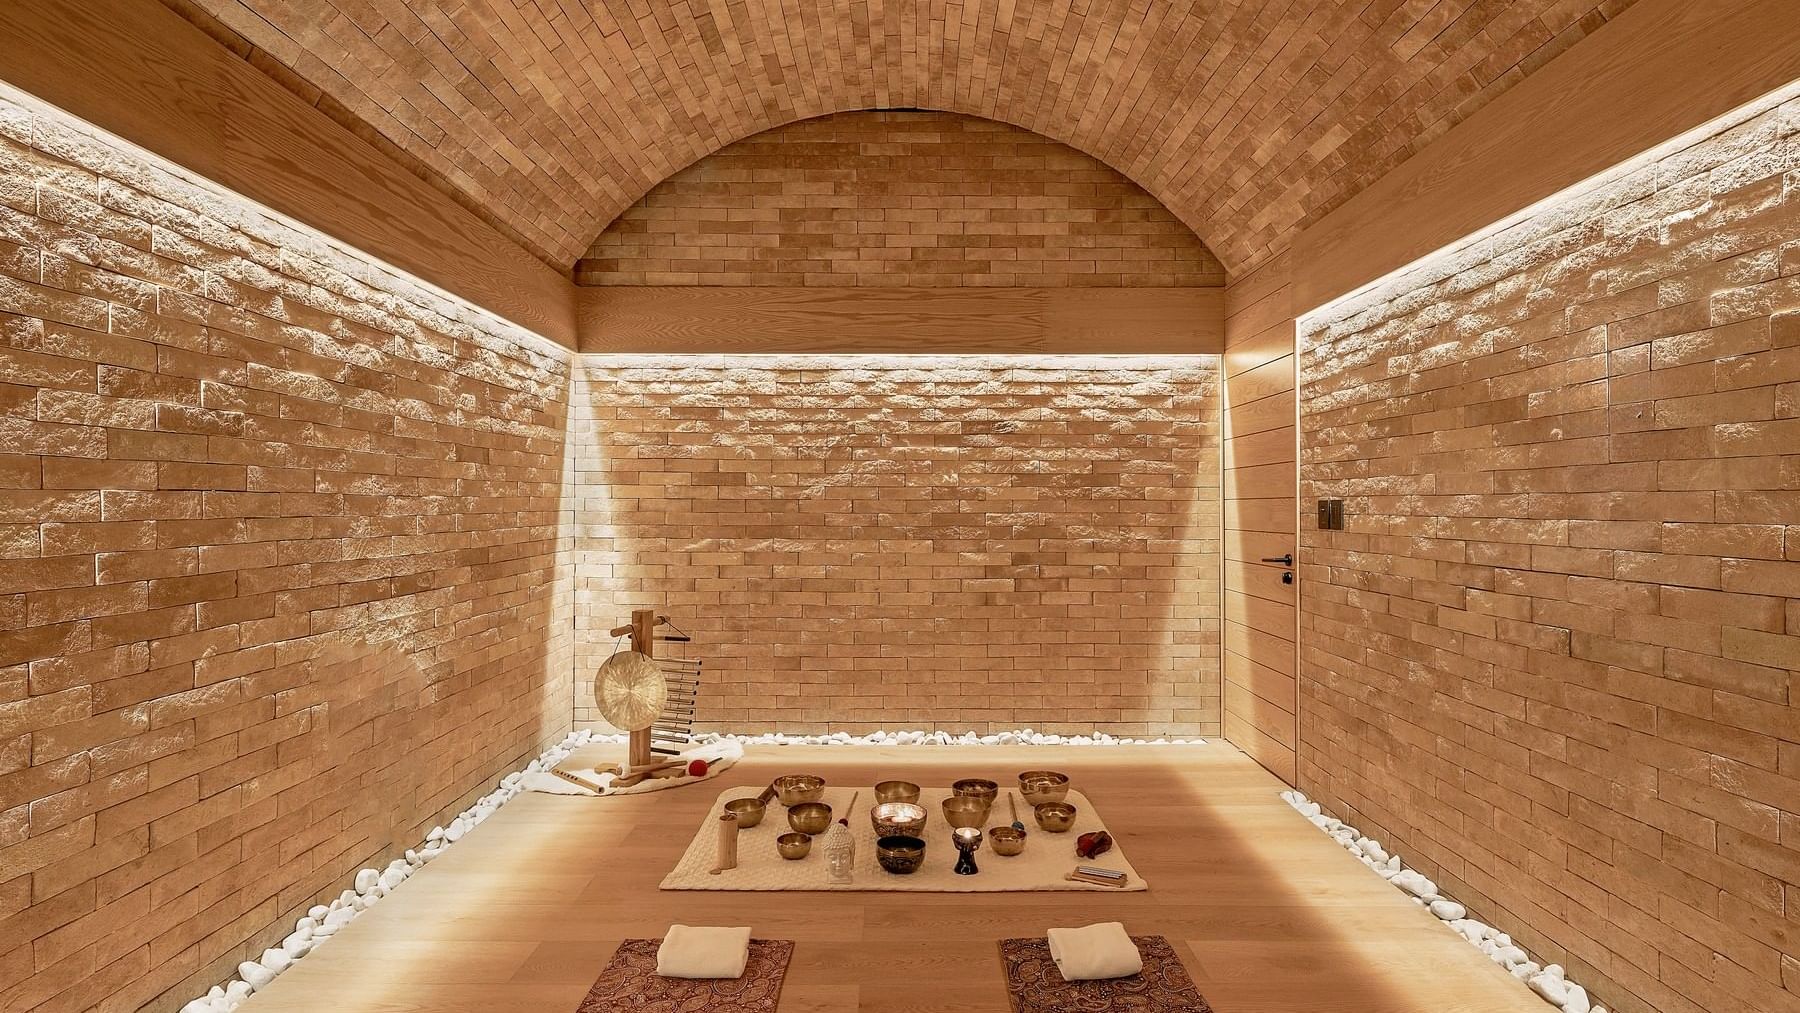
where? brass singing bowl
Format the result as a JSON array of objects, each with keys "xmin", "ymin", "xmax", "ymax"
[
  {"xmin": 870, "ymin": 801, "xmax": 928, "ymax": 837},
  {"xmin": 787, "ymin": 801, "xmax": 833, "ymax": 835},
  {"xmin": 724, "ymin": 798, "xmax": 766, "ymax": 829},
  {"xmin": 989, "ymin": 825, "xmax": 1027, "ymax": 856},
  {"xmin": 951, "ymin": 778, "xmax": 999, "ymax": 805},
  {"xmin": 1018, "ymin": 770, "xmax": 1071, "ymax": 805},
  {"xmin": 776, "ymin": 832, "xmax": 812, "ymax": 860},
  {"xmin": 873, "ymin": 780, "xmax": 921, "ymax": 804},
  {"xmin": 1034, "ymin": 801, "xmax": 1077, "ymax": 832},
  {"xmin": 942, "ymin": 795, "xmax": 991, "ymax": 830},
  {"xmin": 876, "ymin": 834, "xmax": 926, "ymax": 875},
  {"xmin": 772, "ymin": 774, "xmax": 826, "ymax": 806}
]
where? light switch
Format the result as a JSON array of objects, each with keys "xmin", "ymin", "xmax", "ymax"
[{"xmin": 1317, "ymin": 499, "xmax": 1344, "ymax": 530}]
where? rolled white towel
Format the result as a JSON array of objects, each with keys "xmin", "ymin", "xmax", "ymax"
[
  {"xmin": 1046, "ymin": 922, "xmax": 1143, "ymax": 981},
  {"xmin": 655, "ymin": 925, "xmax": 751, "ymax": 979}
]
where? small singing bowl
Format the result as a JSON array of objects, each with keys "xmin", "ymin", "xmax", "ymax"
[
  {"xmin": 873, "ymin": 779, "xmax": 921, "ymax": 804},
  {"xmin": 1018, "ymin": 770, "xmax": 1071, "ymax": 805},
  {"xmin": 989, "ymin": 826, "xmax": 1027, "ymax": 856},
  {"xmin": 771, "ymin": 774, "xmax": 826, "ymax": 806},
  {"xmin": 870, "ymin": 801, "xmax": 928, "ymax": 837},
  {"xmin": 776, "ymin": 832, "xmax": 812, "ymax": 860},
  {"xmin": 942, "ymin": 795, "xmax": 991, "ymax": 830},
  {"xmin": 787, "ymin": 801, "xmax": 833, "ymax": 835},
  {"xmin": 724, "ymin": 798, "xmax": 766, "ymax": 829},
  {"xmin": 876, "ymin": 834, "xmax": 926, "ymax": 875},
  {"xmin": 1034, "ymin": 801, "xmax": 1077, "ymax": 833},
  {"xmin": 952, "ymin": 778, "xmax": 1000, "ymax": 805}
]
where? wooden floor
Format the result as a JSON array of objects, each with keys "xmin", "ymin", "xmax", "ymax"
[{"xmin": 247, "ymin": 743, "xmax": 1545, "ymax": 1013}]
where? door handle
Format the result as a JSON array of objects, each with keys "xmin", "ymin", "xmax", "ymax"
[{"xmin": 1260, "ymin": 554, "xmax": 1293, "ymax": 566}]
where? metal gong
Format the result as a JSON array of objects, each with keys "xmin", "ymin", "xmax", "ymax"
[{"xmin": 594, "ymin": 650, "xmax": 666, "ymax": 732}]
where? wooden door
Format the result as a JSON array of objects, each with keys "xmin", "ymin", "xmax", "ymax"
[{"xmin": 1220, "ymin": 257, "xmax": 1298, "ymax": 783}]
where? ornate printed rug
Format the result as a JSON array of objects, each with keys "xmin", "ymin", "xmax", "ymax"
[
  {"xmin": 997, "ymin": 935, "xmax": 1212, "ymax": 1013},
  {"xmin": 577, "ymin": 938, "xmax": 794, "ymax": 1013}
]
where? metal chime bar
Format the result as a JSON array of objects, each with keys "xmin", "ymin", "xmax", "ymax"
[{"xmin": 651, "ymin": 652, "xmax": 701, "ymax": 757}]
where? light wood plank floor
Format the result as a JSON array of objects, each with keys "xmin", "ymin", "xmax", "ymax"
[{"xmin": 247, "ymin": 742, "xmax": 1545, "ymax": 1012}]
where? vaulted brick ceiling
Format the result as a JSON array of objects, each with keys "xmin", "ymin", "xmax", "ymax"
[{"xmin": 172, "ymin": 0, "xmax": 1636, "ymax": 275}]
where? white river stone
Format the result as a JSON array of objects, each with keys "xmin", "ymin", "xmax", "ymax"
[{"xmin": 238, "ymin": 962, "xmax": 275, "ymax": 990}]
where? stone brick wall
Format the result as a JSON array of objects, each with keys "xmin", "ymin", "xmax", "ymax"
[
  {"xmin": 576, "ymin": 111, "xmax": 1226, "ymax": 288},
  {"xmin": 570, "ymin": 356, "xmax": 1222, "ymax": 736},
  {"xmin": 0, "ymin": 89, "xmax": 572, "ymax": 1013},
  {"xmin": 173, "ymin": 0, "xmax": 1635, "ymax": 274},
  {"xmin": 1298, "ymin": 91, "xmax": 1800, "ymax": 1013}
]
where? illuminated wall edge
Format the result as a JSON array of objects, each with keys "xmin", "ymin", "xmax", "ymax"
[
  {"xmin": 0, "ymin": 80, "xmax": 570, "ymax": 365},
  {"xmin": 577, "ymin": 354, "xmax": 1221, "ymax": 368},
  {"xmin": 1296, "ymin": 74, "xmax": 1800, "ymax": 342}
]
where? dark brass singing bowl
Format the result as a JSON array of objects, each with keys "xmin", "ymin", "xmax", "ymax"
[{"xmin": 870, "ymin": 801, "xmax": 928, "ymax": 837}]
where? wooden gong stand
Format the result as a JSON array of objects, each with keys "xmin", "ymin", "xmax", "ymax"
[{"xmin": 607, "ymin": 608, "xmax": 686, "ymax": 774}]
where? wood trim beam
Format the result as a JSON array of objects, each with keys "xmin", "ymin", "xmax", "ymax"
[
  {"xmin": 0, "ymin": 0, "xmax": 578, "ymax": 348},
  {"xmin": 577, "ymin": 286, "xmax": 1224, "ymax": 354},
  {"xmin": 1292, "ymin": 0, "xmax": 1800, "ymax": 312}
]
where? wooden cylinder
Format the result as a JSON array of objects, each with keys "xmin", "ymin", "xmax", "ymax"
[{"xmin": 716, "ymin": 812, "xmax": 739, "ymax": 872}]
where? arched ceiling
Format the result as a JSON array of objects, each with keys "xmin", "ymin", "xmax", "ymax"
[{"xmin": 170, "ymin": 0, "xmax": 1636, "ymax": 276}]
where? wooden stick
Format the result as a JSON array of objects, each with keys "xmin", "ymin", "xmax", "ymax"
[
  {"xmin": 614, "ymin": 757, "xmax": 687, "ymax": 788},
  {"xmin": 552, "ymin": 768, "xmax": 604, "ymax": 793}
]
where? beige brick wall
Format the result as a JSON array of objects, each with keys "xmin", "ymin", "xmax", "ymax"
[
  {"xmin": 570, "ymin": 356, "xmax": 1222, "ymax": 736},
  {"xmin": 173, "ymin": 0, "xmax": 1635, "ymax": 274},
  {"xmin": 1299, "ymin": 91, "xmax": 1800, "ymax": 1013},
  {"xmin": 576, "ymin": 111, "xmax": 1227, "ymax": 288},
  {"xmin": 0, "ymin": 90, "xmax": 573, "ymax": 1013}
]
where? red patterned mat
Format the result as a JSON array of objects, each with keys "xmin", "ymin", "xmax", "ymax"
[
  {"xmin": 998, "ymin": 935, "xmax": 1213, "ymax": 1013},
  {"xmin": 578, "ymin": 938, "xmax": 794, "ymax": 1013}
]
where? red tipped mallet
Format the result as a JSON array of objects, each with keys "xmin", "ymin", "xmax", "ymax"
[{"xmin": 614, "ymin": 756, "xmax": 709, "ymax": 788}]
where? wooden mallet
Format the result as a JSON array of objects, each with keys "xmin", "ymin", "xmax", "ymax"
[{"xmin": 614, "ymin": 757, "xmax": 709, "ymax": 789}]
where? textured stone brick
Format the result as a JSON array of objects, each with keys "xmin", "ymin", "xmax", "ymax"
[
  {"xmin": 165, "ymin": 0, "xmax": 1634, "ymax": 273},
  {"xmin": 578, "ymin": 112, "xmax": 1224, "ymax": 288},
  {"xmin": 1300, "ymin": 92, "xmax": 1800, "ymax": 1013},
  {"xmin": 0, "ymin": 92, "xmax": 573, "ymax": 1013},
  {"xmin": 570, "ymin": 356, "xmax": 1221, "ymax": 737}
]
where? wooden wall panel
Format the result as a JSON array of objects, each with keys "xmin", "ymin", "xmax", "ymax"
[
  {"xmin": 1220, "ymin": 254, "xmax": 1298, "ymax": 783},
  {"xmin": 0, "ymin": 0, "xmax": 578, "ymax": 347},
  {"xmin": 1294, "ymin": 0, "xmax": 1800, "ymax": 311},
  {"xmin": 577, "ymin": 286, "xmax": 1225, "ymax": 354}
]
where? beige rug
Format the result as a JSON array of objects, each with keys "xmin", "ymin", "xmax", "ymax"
[{"xmin": 660, "ymin": 785, "xmax": 1147, "ymax": 892}]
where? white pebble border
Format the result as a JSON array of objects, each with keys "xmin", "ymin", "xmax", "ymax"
[
  {"xmin": 179, "ymin": 726, "xmax": 1204, "ymax": 1011},
  {"xmin": 701, "ymin": 727, "xmax": 1206, "ymax": 747},
  {"xmin": 1281, "ymin": 789, "xmax": 1603, "ymax": 1013}
]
